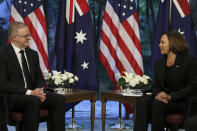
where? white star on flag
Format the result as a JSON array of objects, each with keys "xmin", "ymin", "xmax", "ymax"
[
  {"xmin": 178, "ymin": 28, "xmax": 184, "ymax": 35},
  {"xmin": 161, "ymin": 0, "xmax": 164, "ymax": 3},
  {"xmin": 74, "ymin": 30, "xmax": 87, "ymax": 44},
  {"xmin": 81, "ymin": 61, "xmax": 89, "ymax": 70}
]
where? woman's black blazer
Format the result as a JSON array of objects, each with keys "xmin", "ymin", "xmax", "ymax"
[{"xmin": 153, "ymin": 54, "xmax": 197, "ymax": 101}]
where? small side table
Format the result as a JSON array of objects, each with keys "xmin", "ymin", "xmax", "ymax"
[
  {"xmin": 64, "ymin": 89, "xmax": 97, "ymax": 131},
  {"xmin": 101, "ymin": 90, "xmax": 142, "ymax": 131}
]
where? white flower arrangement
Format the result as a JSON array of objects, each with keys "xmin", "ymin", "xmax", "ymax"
[
  {"xmin": 116, "ymin": 72, "xmax": 152, "ymax": 89},
  {"xmin": 44, "ymin": 70, "xmax": 79, "ymax": 88}
]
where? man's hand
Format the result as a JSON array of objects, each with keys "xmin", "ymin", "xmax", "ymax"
[
  {"xmin": 31, "ymin": 88, "xmax": 46, "ymax": 102},
  {"xmin": 155, "ymin": 91, "xmax": 171, "ymax": 104}
]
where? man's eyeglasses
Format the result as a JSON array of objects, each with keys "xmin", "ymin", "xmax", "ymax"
[{"xmin": 16, "ymin": 34, "xmax": 31, "ymax": 39}]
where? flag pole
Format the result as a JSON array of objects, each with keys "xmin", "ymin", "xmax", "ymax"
[{"xmin": 169, "ymin": 0, "xmax": 172, "ymax": 26}]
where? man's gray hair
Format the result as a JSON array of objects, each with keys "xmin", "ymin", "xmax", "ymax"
[{"xmin": 8, "ymin": 22, "xmax": 27, "ymax": 41}]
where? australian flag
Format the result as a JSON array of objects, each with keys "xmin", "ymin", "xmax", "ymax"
[
  {"xmin": 55, "ymin": 0, "xmax": 98, "ymax": 91},
  {"xmin": 150, "ymin": 0, "xmax": 197, "ymax": 68}
]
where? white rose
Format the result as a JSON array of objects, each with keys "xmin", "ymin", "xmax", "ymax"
[
  {"xmin": 135, "ymin": 75, "xmax": 141, "ymax": 79},
  {"xmin": 67, "ymin": 73, "xmax": 74, "ymax": 78},
  {"xmin": 61, "ymin": 74, "xmax": 68, "ymax": 81},
  {"xmin": 126, "ymin": 75, "xmax": 134, "ymax": 81},
  {"xmin": 54, "ymin": 78, "xmax": 63, "ymax": 85},
  {"xmin": 133, "ymin": 77, "xmax": 140, "ymax": 85},
  {"xmin": 52, "ymin": 70, "xmax": 61, "ymax": 76},
  {"xmin": 129, "ymin": 81, "xmax": 137, "ymax": 87},
  {"xmin": 74, "ymin": 76, "xmax": 79, "ymax": 81},
  {"xmin": 138, "ymin": 76, "xmax": 145, "ymax": 83},
  {"xmin": 128, "ymin": 72, "xmax": 135, "ymax": 77},
  {"xmin": 69, "ymin": 78, "xmax": 74, "ymax": 83},
  {"xmin": 64, "ymin": 72, "xmax": 69, "ymax": 75},
  {"xmin": 143, "ymin": 75, "xmax": 150, "ymax": 80},
  {"xmin": 51, "ymin": 74, "xmax": 60, "ymax": 80},
  {"xmin": 143, "ymin": 79, "xmax": 148, "ymax": 84}
]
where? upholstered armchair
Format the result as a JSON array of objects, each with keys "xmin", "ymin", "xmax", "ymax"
[
  {"xmin": 166, "ymin": 96, "xmax": 197, "ymax": 131},
  {"xmin": 0, "ymin": 93, "xmax": 49, "ymax": 131}
]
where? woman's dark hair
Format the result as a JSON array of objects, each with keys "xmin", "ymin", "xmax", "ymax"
[{"xmin": 162, "ymin": 31, "xmax": 189, "ymax": 54}]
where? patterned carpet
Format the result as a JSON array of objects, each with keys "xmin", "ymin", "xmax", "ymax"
[{"xmin": 7, "ymin": 100, "xmax": 185, "ymax": 131}]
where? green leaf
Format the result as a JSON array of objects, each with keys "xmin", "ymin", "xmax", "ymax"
[{"xmin": 117, "ymin": 77, "xmax": 126, "ymax": 87}]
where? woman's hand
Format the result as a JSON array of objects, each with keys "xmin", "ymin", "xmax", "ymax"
[{"xmin": 155, "ymin": 91, "xmax": 171, "ymax": 104}]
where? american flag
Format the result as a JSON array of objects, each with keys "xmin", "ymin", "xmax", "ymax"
[
  {"xmin": 9, "ymin": 0, "xmax": 49, "ymax": 74},
  {"xmin": 55, "ymin": 0, "xmax": 98, "ymax": 90},
  {"xmin": 99, "ymin": 0, "xmax": 143, "ymax": 113},
  {"xmin": 150, "ymin": 0, "xmax": 197, "ymax": 68}
]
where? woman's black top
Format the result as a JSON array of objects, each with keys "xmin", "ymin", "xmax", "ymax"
[{"xmin": 164, "ymin": 65, "xmax": 177, "ymax": 94}]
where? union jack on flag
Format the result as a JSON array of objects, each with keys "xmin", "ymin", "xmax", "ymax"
[
  {"xmin": 150, "ymin": 0, "xmax": 197, "ymax": 68},
  {"xmin": 9, "ymin": 0, "xmax": 49, "ymax": 74},
  {"xmin": 171, "ymin": 0, "xmax": 197, "ymax": 56},
  {"xmin": 99, "ymin": 0, "xmax": 144, "ymax": 113},
  {"xmin": 66, "ymin": 0, "xmax": 89, "ymax": 24}
]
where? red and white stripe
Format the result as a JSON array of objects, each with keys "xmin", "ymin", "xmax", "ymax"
[
  {"xmin": 173, "ymin": 0, "xmax": 191, "ymax": 18},
  {"xmin": 10, "ymin": 5, "xmax": 49, "ymax": 75},
  {"xmin": 99, "ymin": 1, "xmax": 143, "ymax": 88},
  {"xmin": 99, "ymin": 1, "xmax": 143, "ymax": 114},
  {"xmin": 66, "ymin": 0, "xmax": 75, "ymax": 24},
  {"xmin": 66, "ymin": 0, "xmax": 89, "ymax": 24}
]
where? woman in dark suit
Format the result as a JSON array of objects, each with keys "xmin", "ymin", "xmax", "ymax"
[{"xmin": 134, "ymin": 31, "xmax": 197, "ymax": 131}]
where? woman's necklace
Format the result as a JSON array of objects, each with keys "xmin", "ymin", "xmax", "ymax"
[{"xmin": 167, "ymin": 53, "xmax": 176, "ymax": 66}]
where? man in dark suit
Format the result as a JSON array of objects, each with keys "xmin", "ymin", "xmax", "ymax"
[{"xmin": 0, "ymin": 22, "xmax": 65, "ymax": 131}]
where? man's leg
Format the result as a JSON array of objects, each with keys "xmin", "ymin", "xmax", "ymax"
[
  {"xmin": 41, "ymin": 93, "xmax": 65, "ymax": 131},
  {"xmin": 0, "ymin": 110, "xmax": 8, "ymax": 131},
  {"xmin": 11, "ymin": 95, "xmax": 41, "ymax": 131},
  {"xmin": 134, "ymin": 96, "xmax": 153, "ymax": 131},
  {"xmin": 184, "ymin": 116, "xmax": 197, "ymax": 131}
]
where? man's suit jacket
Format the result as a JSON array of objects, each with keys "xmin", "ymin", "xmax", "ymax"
[
  {"xmin": 153, "ymin": 54, "xmax": 197, "ymax": 101},
  {"xmin": 0, "ymin": 44, "xmax": 44, "ymax": 95}
]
